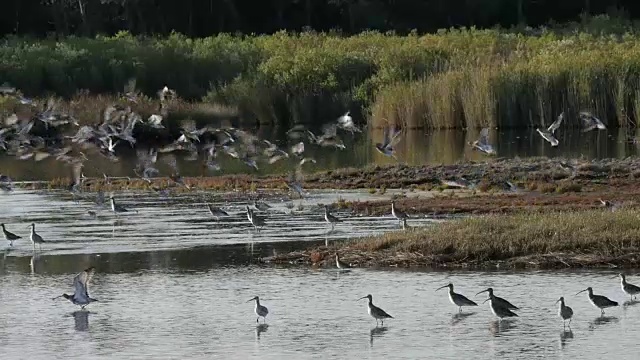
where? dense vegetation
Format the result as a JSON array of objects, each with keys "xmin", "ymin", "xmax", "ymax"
[{"xmin": 3, "ymin": 5, "xmax": 640, "ymax": 129}]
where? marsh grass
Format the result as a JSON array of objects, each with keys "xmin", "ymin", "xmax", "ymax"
[
  {"xmin": 349, "ymin": 209, "xmax": 640, "ymax": 262},
  {"xmin": 4, "ymin": 16, "xmax": 640, "ymax": 129}
]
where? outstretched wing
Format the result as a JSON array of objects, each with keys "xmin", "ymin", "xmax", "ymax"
[
  {"xmin": 73, "ymin": 267, "xmax": 95, "ymax": 300},
  {"xmin": 388, "ymin": 127, "xmax": 403, "ymax": 148},
  {"xmin": 478, "ymin": 127, "xmax": 490, "ymax": 146},
  {"xmin": 548, "ymin": 112, "xmax": 564, "ymax": 133}
]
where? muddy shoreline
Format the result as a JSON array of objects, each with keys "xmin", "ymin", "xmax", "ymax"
[
  {"xmin": 261, "ymin": 247, "xmax": 640, "ymax": 270},
  {"xmin": 24, "ymin": 156, "xmax": 640, "ymax": 214}
]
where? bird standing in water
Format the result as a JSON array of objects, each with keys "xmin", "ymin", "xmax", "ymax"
[
  {"xmin": 247, "ymin": 296, "xmax": 269, "ymax": 323},
  {"xmin": 358, "ymin": 294, "xmax": 393, "ymax": 326}
]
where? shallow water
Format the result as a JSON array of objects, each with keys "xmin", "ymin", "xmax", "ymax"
[
  {"xmin": 1, "ymin": 179, "xmax": 639, "ymax": 358},
  {"xmin": 1, "ymin": 127, "xmax": 639, "ymax": 181},
  {"xmin": 0, "ymin": 189, "xmax": 438, "ymax": 256},
  {"xmin": 1, "ymin": 253, "xmax": 639, "ymax": 359}
]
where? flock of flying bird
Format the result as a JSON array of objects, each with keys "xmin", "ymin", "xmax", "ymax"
[
  {"xmin": 0, "ymin": 83, "xmax": 398, "ymax": 199},
  {"xmin": 468, "ymin": 110, "xmax": 608, "ymax": 156}
]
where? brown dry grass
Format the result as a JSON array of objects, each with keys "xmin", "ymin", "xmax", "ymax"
[{"xmin": 266, "ymin": 209, "xmax": 640, "ymax": 269}]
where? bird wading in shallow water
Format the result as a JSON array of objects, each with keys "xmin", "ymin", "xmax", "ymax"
[
  {"xmin": 358, "ymin": 294, "xmax": 393, "ymax": 326},
  {"xmin": 576, "ymin": 287, "xmax": 618, "ymax": 315},
  {"xmin": 556, "ymin": 297, "xmax": 573, "ymax": 328},
  {"xmin": 476, "ymin": 287, "xmax": 519, "ymax": 310},
  {"xmin": 247, "ymin": 296, "xmax": 269, "ymax": 323},
  {"xmin": 1, "ymin": 223, "xmax": 21, "ymax": 247},
  {"xmin": 618, "ymin": 273, "xmax": 640, "ymax": 300},
  {"xmin": 436, "ymin": 283, "xmax": 478, "ymax": 313}
]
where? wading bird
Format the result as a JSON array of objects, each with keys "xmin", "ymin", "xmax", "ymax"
[
  {"xmin": 110, "ymin": 196, "xmax": 131, "ymax": 215},
  {"xmin": 618, "ymin": 274, "xmax": 640, "ymax": 300},
  {"xmin": 358, "ymin": 294, "xmax": 393, "ymax": 326},
  {"xmin": 52, "ymin": 267, "xmax": 98, "ymax": 309},
  {"xmin": 556, "ymin": 297, "xmax": 573, "ymax": 328},
  {"xmin": 247, "ymin": 296, "xmax": 269, "ymax": 323},
  {"xmin": 436, "ymin": 283, "xmax": 478, "ymax": 313},
  {"xmin": 1, "ymin": 223, "xmax": 21, "ymax": 247},
  {"xmin": 324, "ymin": 205, "xmax": 341, "ymax": 231},
  {"xmin": 391, "ymin": 201, "xmax": 408, "ymax": 226},
  {"xmin": 576, "ymin": 287, "xmax": 618, "ymax": 315},
  {"xmin": 476, "ymin": 288, "xmax": 519, "ymax": 310},
  {"xmin": 207, "ymin": 205, "xmax": 229, "ymax": 219},
  {"xmin": 29, "ymin": 223, "xmax": 45, "ymax": 251},
  {"xmin": 483, "ymin": 297, "xmax": 518, "ymax": 320},
  {"xmin": 335, "ymin": 253, "xmax": 351, "ymax": 269}
]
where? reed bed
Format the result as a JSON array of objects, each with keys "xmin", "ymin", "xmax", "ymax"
[{"xmin": 3, "ymin": 16, "xmax": 640, "ymax": 128}]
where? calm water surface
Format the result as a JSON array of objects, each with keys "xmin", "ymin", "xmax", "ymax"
[
  {"xmin": 1, "ymin": 255, "xmax": 639, "ymax": 359},
  {"xmin": 2, "ymin": 128, "xmax": 640, "ymax": 181}
]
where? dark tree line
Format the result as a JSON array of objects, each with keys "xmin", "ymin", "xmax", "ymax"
[{"xmin": 1, "ymin": 0, "xmax": 639, "ymax": 37}]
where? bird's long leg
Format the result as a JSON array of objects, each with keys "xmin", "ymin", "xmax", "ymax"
[
  {"xmin": 459, "ymin": 307, "xmax": 462, "ymax": 313},
  {"xmin": 601, "ymin": 309, "xmax": 605, "ymax": 316},
  {"xmin": 381, "ymin": 319, "xmax": 384, "ymax": 326}
]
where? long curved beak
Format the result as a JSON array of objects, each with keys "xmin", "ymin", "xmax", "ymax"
[
  {"xmin": 357, "ymin": 296, "xmax": 367, "ymax": 301},
  {"xmin": 246, "ymin": 298, "xmax": 255, "ymax": 303},
  {"xmin": 475, "ymin": 289, "xmax": 488, "ymax": 296},
  {"xmin": 575, "ymin": 289, "xmax": 587, "ymax": 296},
  {"xmin": 435, "ymin": 285, "xmax": 448, "ymax": 292},
  {"xmin": 482, "ymin": 298, "xmax": 490, "ymax": 304},
  {"xmin": 51, "ymin": 295, "xmax": 63, "ymax": 300},
  {"xmin": 555, "ymin": 299, "xmax": 560, "ymax": 305}
]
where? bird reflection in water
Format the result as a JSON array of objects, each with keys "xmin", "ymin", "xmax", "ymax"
[
  {"xmin": 72, "ymin": 311, "xmax": 90, "ymax": 332},
  {"xmin": 559, "ymin": 329, "xmax": 573, "ymax": 349},
  {"xmin": 489, "ymin": 319, "xmax": 515, "ymax": 336},
  {"xmin": 255, "ymin": 324, "xmax": 268, "ymax": 340},
  {"xmin": 0, "ymin": 249, "xmax": 7, "ymax": 274},
  {"xmin": 589, "ymin": 315, "xmax": 618, "ymax": 329},
  {"xmin": 451, "ymin": 312, "xmax": 476, "ymax": 325},
  {"xmin": 30, "ymin": 254, "xmax": 42, "ymax": 274},
  {"xmin": 623, "ymin": 299, "xmax": 640, "ymax": 308},
  {"xmin": 369, "ymin": 326, "xmax": 388, "ymax": 347}
]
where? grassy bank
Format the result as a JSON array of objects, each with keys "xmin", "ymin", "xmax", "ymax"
[
  {"xmin": 3, "ymin": 15, "xmax": 640, "ymax": 128},
  {"xmin": 268, "ymin": 209, "xmax": 640, "ymax": 269}
]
